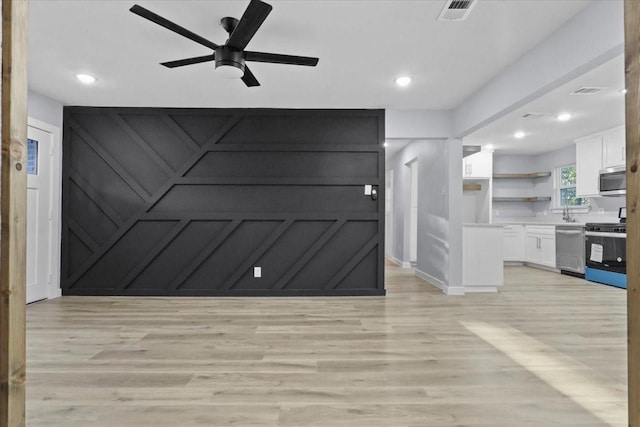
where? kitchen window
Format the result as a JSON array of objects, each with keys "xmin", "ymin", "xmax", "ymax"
[{"xmin": 557, "ymin": 164, "xmax": 589, "ymax": 207}]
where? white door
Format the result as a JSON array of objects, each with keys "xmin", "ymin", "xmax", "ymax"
[{"xmin": 26, "ymin": 125, "xmax": 53, "ymax": 303}]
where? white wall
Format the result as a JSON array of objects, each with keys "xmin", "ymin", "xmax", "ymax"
[
  {"xmin": 386, "ymin": 110, "xmax": 453, "ymax": 139},
  {"xmin": 28, "ymin": 90, "xmax": 63, "ymax": 129},
  {"xmin": 386, "ymin": 138, "xmax": 463, "ymax": 290}
]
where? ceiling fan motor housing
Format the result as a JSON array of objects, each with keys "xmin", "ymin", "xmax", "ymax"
[{"xmin": 215, "ymin": 46, "xmax": 245, "ymax": 75}]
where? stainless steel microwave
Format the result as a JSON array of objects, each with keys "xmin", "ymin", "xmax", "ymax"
[{"xmin": 599, "ymin": 166, "xmax": 626, "ymax": 196}]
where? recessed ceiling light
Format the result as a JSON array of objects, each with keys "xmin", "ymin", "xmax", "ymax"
[
  {"xmin": 514, "ymin": 131, "xmax": 525, "ymax": 139},
  {"xmin": 383, "ymin": 142, "xmax": 389, "ymax": 147},
  {"xmin": 556, "ymin": 113, "xmax": 572, "ymax": 122},
  {"xmin": 76, "ymin": 74, "xmax": 96, "ymax": 84},
  {"xmin": 395, "ymin": 76, "xmax": 411, "ymax": 87},
  {"xmin": 620, "ymin": 88, "xmax": 628, "ymax": 94}
]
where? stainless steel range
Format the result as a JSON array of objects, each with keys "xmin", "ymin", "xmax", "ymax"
[{"xmin": 584, "ymin": 221, "xmax": 626, "ymax": 289}]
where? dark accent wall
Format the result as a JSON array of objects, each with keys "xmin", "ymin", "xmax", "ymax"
[{"xmin": 61, "ymin": 108, "xmax": 385, "ymax": 296}]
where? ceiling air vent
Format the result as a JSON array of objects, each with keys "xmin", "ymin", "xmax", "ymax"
[
  {"xmin": 438, "ymin": 0, "xmax": 478, "ymax": 21},
  {"xmin": 521, "ymin": 113, "xmax": 545, "ymax": 119},
  {"xmin": 570, "ymin": 87, "xmax": 606, "ymax": 95}
]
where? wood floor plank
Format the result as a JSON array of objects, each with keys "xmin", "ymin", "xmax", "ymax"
[{"xmin": 25, "ymin": 265, "xmax": 628, "ymax": 426}]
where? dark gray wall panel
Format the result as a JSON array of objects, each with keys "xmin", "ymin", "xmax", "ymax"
[
  {"xmin": 68, "ymin": 232, "xmax": 92, "ymax": 275},
  {"xmin": 128, "ymin": 220, "xmax": 231, "ymax": 291},
  {"xmin": 151, "ymin": 185, "xmax": 376, "ymax": 214},
  {"xmin": 232, "ymin": 220, "xmax": 332, "ymax": 291},
  {"xmin": 286, "ymin": 221, "xmax": 378, "ymax": 290},
  {"xmin": 169, "ymin": 113, "xmax": 231, "ymax": 146},
  {"xmin": 120, "ymin": 114, "xmax": 197, "ymax": 171},
  {"xmin": 186, "ymin": 151, "xmax": 378, "ymax": 178},
  {"xmin": 62, "ymin": 108, "xmax": 385, "ymax": 296},
  {"xmin": 73, "ymin": 221, "xmax": 178, "ymax": 290},
  {"xmin": 179, "ymin": 220, "xmax": 280, "ymax": 290},
  {"xmin": 68, "ymin": 181, "xmax": 118, "ymax": 245},
  {"xmin": 221, "ymin": 115, "xmax": 380, "ymax": 145},
  {"xmin": 71, "ymin": 114, "xmax": 169, "ymax": 195},
  {"xmin": 335, "ymin": 248, "xmax": 378, "ymax": 289},
  {"xmin": 68, "ymin": 129, "xmax": 143, "ymax": 220}
]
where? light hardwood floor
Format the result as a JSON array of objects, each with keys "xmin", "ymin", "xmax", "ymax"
[{"xmin": 26, "ymin": 264, "xmax": 627, "ymax": 426}]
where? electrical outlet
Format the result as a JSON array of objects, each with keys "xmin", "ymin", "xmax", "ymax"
[{"xmin": 253, "ymin": 267, "xmax": 262, "ymax": 278}]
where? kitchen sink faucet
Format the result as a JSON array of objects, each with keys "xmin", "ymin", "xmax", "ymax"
[{"xmin": 562, "ymin": 206, "xmax": 576, "ymax": 223}]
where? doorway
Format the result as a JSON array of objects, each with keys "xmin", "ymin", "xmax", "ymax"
[
  {"xmin": 408, "ymin": 159, "xmax": 418, "ymax": 266},
  {"xmin": 385, "ymin": 169, "xmax": 394, "ymax": 257},
  {"xmin": 26, "ymin": 119, "xmax": 61, "ymax": 303}
]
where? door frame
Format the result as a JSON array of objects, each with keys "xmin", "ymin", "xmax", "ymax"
[{"xmin": 28, "ymin": 116, "xmax": 62, "ymax": 300}]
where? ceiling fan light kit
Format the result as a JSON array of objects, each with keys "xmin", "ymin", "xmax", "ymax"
[
  {"xmin": 215, "ymin": 46, "xmax": 246, "ymax": 78},
  {"xmin": 130, "ymin": 0, "xmax": 319, "ymax": 87}
]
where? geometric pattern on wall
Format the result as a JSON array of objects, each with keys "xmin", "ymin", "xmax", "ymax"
[{"xmin": 62, "ymin": 108, "xmax": 385, "ymax": 296}]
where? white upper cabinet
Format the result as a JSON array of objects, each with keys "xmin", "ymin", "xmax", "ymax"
[
  {"xmin": 602, "ymin": 126, "xmax": 626, "ymax": 169},
  {"xmin": 463, "ymin": 150, "xmax": 493, "ymax": 179},
  {"xmin": 576, "ymin": 135, "xmax": 603, "ymax": 198},
  {"xmin": 576, "ymin": 126, "xmax": 625, "ymax": 197}
]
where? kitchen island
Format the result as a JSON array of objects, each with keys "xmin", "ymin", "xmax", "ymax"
[{"xmin": 461, "ymin": 224, "xmax": 504, "ymax": 294}]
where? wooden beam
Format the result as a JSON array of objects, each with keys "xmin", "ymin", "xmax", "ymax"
[
  {"xmin": 626, "ymin": 1, "xmax": 640, "ymax": 425},
  {"xmin": 0, "ymin": 1, "xmax": 29, "ymax": 426}
]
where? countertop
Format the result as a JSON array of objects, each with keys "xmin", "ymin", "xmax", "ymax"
[
  {"xmin": 497, "ymin": 222, "xmax": 585, "ymax": 227},
  {"xmin": 464, "ymin": 222, "xmax": 587, "ymax": 227}
]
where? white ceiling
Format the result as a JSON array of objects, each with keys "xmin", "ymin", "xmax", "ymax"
[
  {"xmin": 463, "ymin": 54, "xmax": 626, "ymax": 155},
  {"xmin": 28, "ymin": 0, "xmax": 590, "ymax": 110}
]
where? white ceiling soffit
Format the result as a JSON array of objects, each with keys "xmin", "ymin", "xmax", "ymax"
[
  {"xmin": 463, "ymin": 55, "xmax": 625, "ymax": 155},
  {"xmin": 438, "ymin": 0, "xmax": 478, "ymax": 21}
]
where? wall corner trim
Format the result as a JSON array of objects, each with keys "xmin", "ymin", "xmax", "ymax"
[
  {"xmin": 415, "ymin": 268, "xmax": 465, "ymax": 295},
  {"xmin": 388, "ymin": 256, "xmax": 411, "ymax": 269}
]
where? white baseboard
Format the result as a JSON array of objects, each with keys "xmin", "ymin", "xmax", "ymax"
[
  {"xmin": 464, "ymin": 285, "xmax": 498, "ymax": 293},
  {"xmin": 415, "ymin": 269, "xmax": 465, "ymax": 295},
  {"xmin": 388, "ymin": 256, "xmax": 411, "ymax": 269},
  {"xmin": 48, "ymin": 286, "xmax": 62, "ymax": 299}
]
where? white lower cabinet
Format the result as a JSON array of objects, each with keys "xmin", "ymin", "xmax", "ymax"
[
  {"xmin": 524, "ymin": 226, "xmax": 556, "ymax": 268},
  {"xmin": 463, "ymin": 225, "xmax": 504, "ymax": 292},
  {"xmin": 525, "ymin": 234, "xmax": 541, "ymax": 264},
  {"xmin": 503, "ymin": 225, "xmax": 525, "ymax": 261}
]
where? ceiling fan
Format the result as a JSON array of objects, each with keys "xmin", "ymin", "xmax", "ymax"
[{"xmin": 130, "ymin": 0, "xmax": 319, "ymax": 87}]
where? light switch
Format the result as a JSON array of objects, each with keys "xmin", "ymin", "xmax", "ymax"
[
  {"xmin": 253, "ymin": 267, "xmax": 262, "ymax": 278},
  {"xmin": 364, "ymin": 185, "xmax": 372, "ymax": 195}
]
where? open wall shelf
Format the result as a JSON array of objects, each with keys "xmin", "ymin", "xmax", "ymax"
[
  {"xmin": 493, "ymin": 196, "xmax": 552, "ymax": 202},
  {"xmin": 493, "ymin": 172, "xmax": 551, "ymax": 179}
]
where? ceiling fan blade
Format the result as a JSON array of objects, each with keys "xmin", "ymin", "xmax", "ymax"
[
  {"xmin": 226, "ymin": 0, "xmax": 273, "ymax": 50},
  {"xmin": 241, "ymin": 65, "xmax": 260, "ymax": 87},
  {"xmin": 161, "ymin": 54, "xmax": 216, "ymax": 68},
  {"xmin": 130, "ymin": 5, "xmax": 219, "ymax": 51},
  {"xmin": 245, "ymin": 51, "xmax": 319, "ymax": 67}
]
